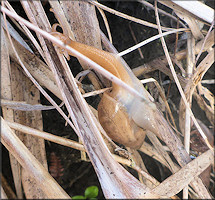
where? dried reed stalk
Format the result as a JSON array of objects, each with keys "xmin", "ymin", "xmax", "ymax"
[
  {"xmin": 1, "ymin": 117, "xmax": 70, "ymax": 199},
  {"xmin": 1, "ymin": 27, "xmax": 23, "ymax": 199}
]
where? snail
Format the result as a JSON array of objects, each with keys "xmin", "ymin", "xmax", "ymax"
[{"xmin": 51, "ymin": 28, "xmax": 159, "ymax": 149}]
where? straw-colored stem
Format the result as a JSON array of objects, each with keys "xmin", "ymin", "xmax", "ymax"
[
  {"xmin": 91, "ymin": 1, "xmax": 173, "ymax": 31},
  {"xmin": 1, "ymin": 117, "xmax": 70, "ymax": 199},
  {"xmin": 183, "ymin": 31, "xmax": 195, "ymax": 200}
]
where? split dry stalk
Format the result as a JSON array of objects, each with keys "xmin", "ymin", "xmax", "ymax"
[{"xmin": 1, "ymin": 26, "xmax": 23, "ymax": 199}]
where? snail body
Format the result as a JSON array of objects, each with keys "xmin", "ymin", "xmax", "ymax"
[{"xmin": 51, "ymin": 31, "xmax": 158, "ymax": 148}]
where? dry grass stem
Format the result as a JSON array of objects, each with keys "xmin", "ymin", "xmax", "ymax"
[
  {"xmin": 180, "ymin": 50, "xmax": 214, "ymax": 132},
  {"xmin": 1, "ymin": 99, "xmax": 59, "ymax": 111},
  {"xmin": 6, "ymin": 120, "xmax": 84, "ymax": 152},
  {"xmin": 82, "ymin": 87, "xmax": 111, "ymax": 98},
  {"xmin": 91, "ymin": 1, "xmax": 173, "ymax": 31},
  {"xmin": 49, "ymin": 1, "xmax": 75, "ymax": 40},
  {"xmin": 6, "ymin": 120, "xmax": 131, "ymax": 168},
  {"xmin": 158, "ymin": 0, "xmax": 214, "ymax": 24},
  {"xmin": 169, "ymin": 1, "xmax": 214, "ymax": 24},
  {"xmin": 129, "ymin": 23, "xmax": 144, "ymax": 59},
  {"xmin": 152, "ymin": 149, "xmax": 213, "ymax": 197},
  {"xmin": 1, "ymin": 25, "xmax": 23, "ymax": 199},
  {"xmin": 176, "ymin": 29, "xmax": 214, "ymax": 61},
  {"xmin": 138, "ymin": 0, "xmax": 187, "ymax": 28},
  {"xmin": 118, "ymin": 28, "xmax": 188, "ymax": 57},
  {"xmin": 4, "ymin": 1, "xmax": 47, "ymax": 62},
  {"xmin": 183, "ymin": 31, "xmax": 195, "ymax": 199},
  {"xmin": 1, "ymin": 118, "xmax": 70, "ymax": 199},
  {"xmin": 96, "ymin": 6, "xmax": 113, "ymax": 44},
  {"xmin": 195, "ymin": 20, "xmax": 215, "ymax": 64},
  {"xmin": 201, "ymin": 79, "xmax": 215, "ymax": 84},
  {"xmin": 174, "ymin": 11, "xmax": 203, "ymax": 40}
]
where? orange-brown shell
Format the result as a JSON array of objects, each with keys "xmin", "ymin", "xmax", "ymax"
[{"xmin": 98, "ymin": 92, "xmax": 146, "ymax": 149}]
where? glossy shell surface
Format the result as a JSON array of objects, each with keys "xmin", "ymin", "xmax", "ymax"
[{"xmin": 98, "ymin": 92, "xmax": 146, "ymax": 149}]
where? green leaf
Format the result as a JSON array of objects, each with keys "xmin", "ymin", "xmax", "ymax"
[
  {"xmin": 84, "ymin": 186, "xmax": 99, "ymax": 198},
  {"xmin": 72, "ymin": 195, "xmax": 86, "ymax": 199},
  {"xmin": 145, "ymin": 85, "xmax": 148, "ymax": 90}
]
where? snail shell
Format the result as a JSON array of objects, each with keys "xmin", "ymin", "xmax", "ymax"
[{"xmin": 98, "ymin": 92, "xmax": 146, "ymax": 149}]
